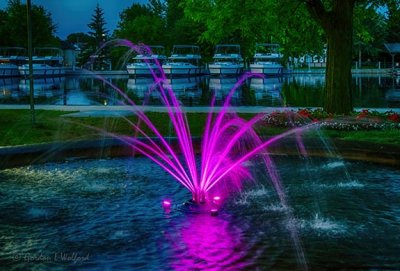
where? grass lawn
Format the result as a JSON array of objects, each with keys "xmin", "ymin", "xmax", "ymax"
[{"xmin": 0, "ymin": 109, "xmax": 399, "ymax": 147}]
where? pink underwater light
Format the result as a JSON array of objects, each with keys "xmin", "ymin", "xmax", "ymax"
[
  {"xmin": 213, "ymin": 196, "xmax": 221, "ymax": 205},
  {"xmin": 162, "ymin": 200, "xmax": 171, "ymax": 209}
]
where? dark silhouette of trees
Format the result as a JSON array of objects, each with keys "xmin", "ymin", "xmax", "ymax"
[{"xmin": 0, "ymin": 0, "xmax": 58, "ymax": 47}]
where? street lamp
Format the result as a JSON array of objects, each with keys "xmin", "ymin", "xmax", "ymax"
[{"xmin": 27, "ymin": 0, "xmax": 35, "ymax": 126}]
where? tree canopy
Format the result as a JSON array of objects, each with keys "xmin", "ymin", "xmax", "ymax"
[{"xmin": 0, "ymin": 0, "xmax": 58, "ymax": 47}]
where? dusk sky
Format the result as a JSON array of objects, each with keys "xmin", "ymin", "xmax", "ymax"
[{"xmin": 0, "ymin": 0, "xmax": 147, "ymax": 39}]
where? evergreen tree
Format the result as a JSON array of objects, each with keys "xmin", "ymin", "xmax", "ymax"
[
  {"xmin": 88, "ymin": 3, "xmax": 109, "ymax": 48},
  {"xmin": 85, "ymin": 3, "xmax": 110, "ymax": 70}
]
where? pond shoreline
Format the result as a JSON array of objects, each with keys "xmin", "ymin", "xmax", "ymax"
[{"xmin": 1, "ymin": 137, "xmax": 399, "ymax": 170}]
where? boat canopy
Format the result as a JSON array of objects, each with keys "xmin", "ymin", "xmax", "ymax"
[
  {"xmin": 384, "ymin": 43, "xmax": 400, "ymax": 54},
  {"xmin": 133, "ymin": 45, "xmax": 166, "ymax": 59},
  {"xmin": 171, "ymin": 45, "xmax": 200, "ymax": 57}
]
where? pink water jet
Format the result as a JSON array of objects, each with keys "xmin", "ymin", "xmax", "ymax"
[
  {"xmin": 88, "ymin": 40, "xmax": 311, "ymax": 269},
  {"xmin": 94, "ymin": 40, "xmax": 315, "ymax": 208}
]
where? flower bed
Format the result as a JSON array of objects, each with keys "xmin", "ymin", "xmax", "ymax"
[{"xmin": 263, "ymin": 109, "xmax": 400, "ymax": 131}]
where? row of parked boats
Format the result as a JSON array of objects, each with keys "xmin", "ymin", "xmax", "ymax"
[
  {"xmin": 127, "ymin": 43, "xmax": 284, "ymax": 77},
  {"xmin": 0, "ymin": 44, "xmax": 283, "ymax": 78},
  {"xmin": 0, "ymin": 47, "xmax": 64, "ymax": 78}
]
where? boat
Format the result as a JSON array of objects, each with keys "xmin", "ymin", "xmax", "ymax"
[
  {"xmin": 126, "ymin": 45, "xmax": 167, "ymax": 77},
  {"xmin": 0, "ymin": 47, "xmax": 26, "ymax": 77},
  {"xmin": 250, "ymin": 43, "xmax": 283, "ymax": 76},
  {"xmin": 208, "ymin": 44, "xmax": 244, "ymax": 76},
  {"xmin": 18, "ymin": 47, "xmax": 65, "ymax": 77},
  {"xmin": 162, "ymin": 45, "xmax": 202, "ymax": 76}
]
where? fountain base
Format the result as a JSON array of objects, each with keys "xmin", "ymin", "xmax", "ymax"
[{"xmin": 182, "ymin": 199, "xmax": 220, "ymax": 216}]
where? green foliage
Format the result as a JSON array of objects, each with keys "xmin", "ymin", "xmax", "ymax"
[
  {"xmin": 0, "ymin": 0, "xmax": 58, "ymax": 47},
  {"xmin": 112, "ymin": 3, "xmax": 166, "ymax": 67},
  {"xmin": 353, "ymin": 3, "xmax": 386, "ymax": 57},
  {"xmin": 0, "ymin": 10, "xmax": 9, "ymax": 46},
  {"xmin": 182, "ymin": 0, "xmax": 275, "ymax": 57},
  {"xmin": 275, "ymin": 1, "xmax": 325, "ymax": 58},
  {"xmin": 385, "ymin": 0, "xmax": 400, "ymax": 42},
  {"xmin": 181, "ymin": 0, "xmax": 394, "ymax": 62},
  {"xmin": 115, "ymin": 12, "xmax": 166, "ymax": 45}
]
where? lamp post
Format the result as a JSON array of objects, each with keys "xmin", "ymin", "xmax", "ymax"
[{"xmin": 27, "ymin": 0, "xmax": 35, "ymax": 126}]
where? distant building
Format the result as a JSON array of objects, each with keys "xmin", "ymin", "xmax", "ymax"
[{"xmin": 61, "ymin": 41, "xmax": 81, "ymax": 70}]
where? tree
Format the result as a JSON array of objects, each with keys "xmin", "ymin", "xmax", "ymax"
[
  {"xmin": 304, "ymin": 0, "xmax": 356, "ymax": 114},
  {"xmin": 114, "ymin": 3, "xmax": 165, "ymax": 44},
  {"xmin": 274, "ymin": 1, "xmax": 326, "ymax": 64},
  {"xmin": 0, "ymin": 10, "xmax": 9, "ymax": 46},
  {"xmin": 148, "ymin": 0, "xmax": 167, "ymax": 18},
  {"xmin": 0, "ymin": 0, "xmax": 57, "ymax": 47},
  {"xmin": 353, "ymin": 4, "xmax": 386, "ymax": 67},
  {"xmin": 182, "ymin": 0, "xmax": 278, "ymax": 58},
  {"xmin": 88, "ymin": 3, "xmax": 109, "ymax": 48},
  {"xmin": 183, "ymin": 0, "xmax": 392, "ymax": 114},
  {"xmin": 86, "ymin": 3, "xmax": 110, "ymax": 70},
  {"xmin": 385, "ymin": 0, "xmax": 400, "ymax": 42}
]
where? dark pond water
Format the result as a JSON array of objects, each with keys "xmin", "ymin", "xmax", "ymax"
[
  {"xmin": 0, "ymin": 155, "xmax": 399, "ymax": 270},
  {"xmin": 1, "ymin": 74, "xmax": 399, "ymax": 108}
]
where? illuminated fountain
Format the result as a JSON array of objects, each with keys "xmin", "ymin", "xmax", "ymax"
[
  {"xmin": 2, "ymin": 41, "xmax": 400, "ymax": 271},
  {"xmin": 95, "ymin": 41, "xmax": 314, "ymax": 213}
]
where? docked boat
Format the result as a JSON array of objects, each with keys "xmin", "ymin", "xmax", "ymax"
[
  {"xmin": 0, "ymin": 47, "xmax": 26, "ymax": 77},
  {"xmin": 250, "ymin": 43, "xmax": 283, "ymax": 76},
  {"xmin": 162, "ymin": 45, "xmax": 202, "ymax": 76},
  {"xmin": 208, "ymin": 44, "xmax": 244, "ymax": 76},
  {"xmin": 126, "ymin": 45, "xmax": 167, "ymax": 77},
  {"xmin": 18, "ymin": 47, "xmax": 64, "ymax": 77}
]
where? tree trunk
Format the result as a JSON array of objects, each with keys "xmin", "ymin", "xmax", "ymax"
[
  {"xmin": 305, "ymin": 0, "xmax": 355, "ymax": 115},
  {"xmin": 324, "ymin": 1, "xmax": 354, "ymax": 114}
]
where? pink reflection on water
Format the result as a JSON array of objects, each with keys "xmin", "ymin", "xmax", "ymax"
[
  {"xmin": 166, "ymin": 214, "xmax": 252, "ymax": 270},
  {"xmin": 84, "ymin": 41, "xmax": 311, "ymax": 269}
]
